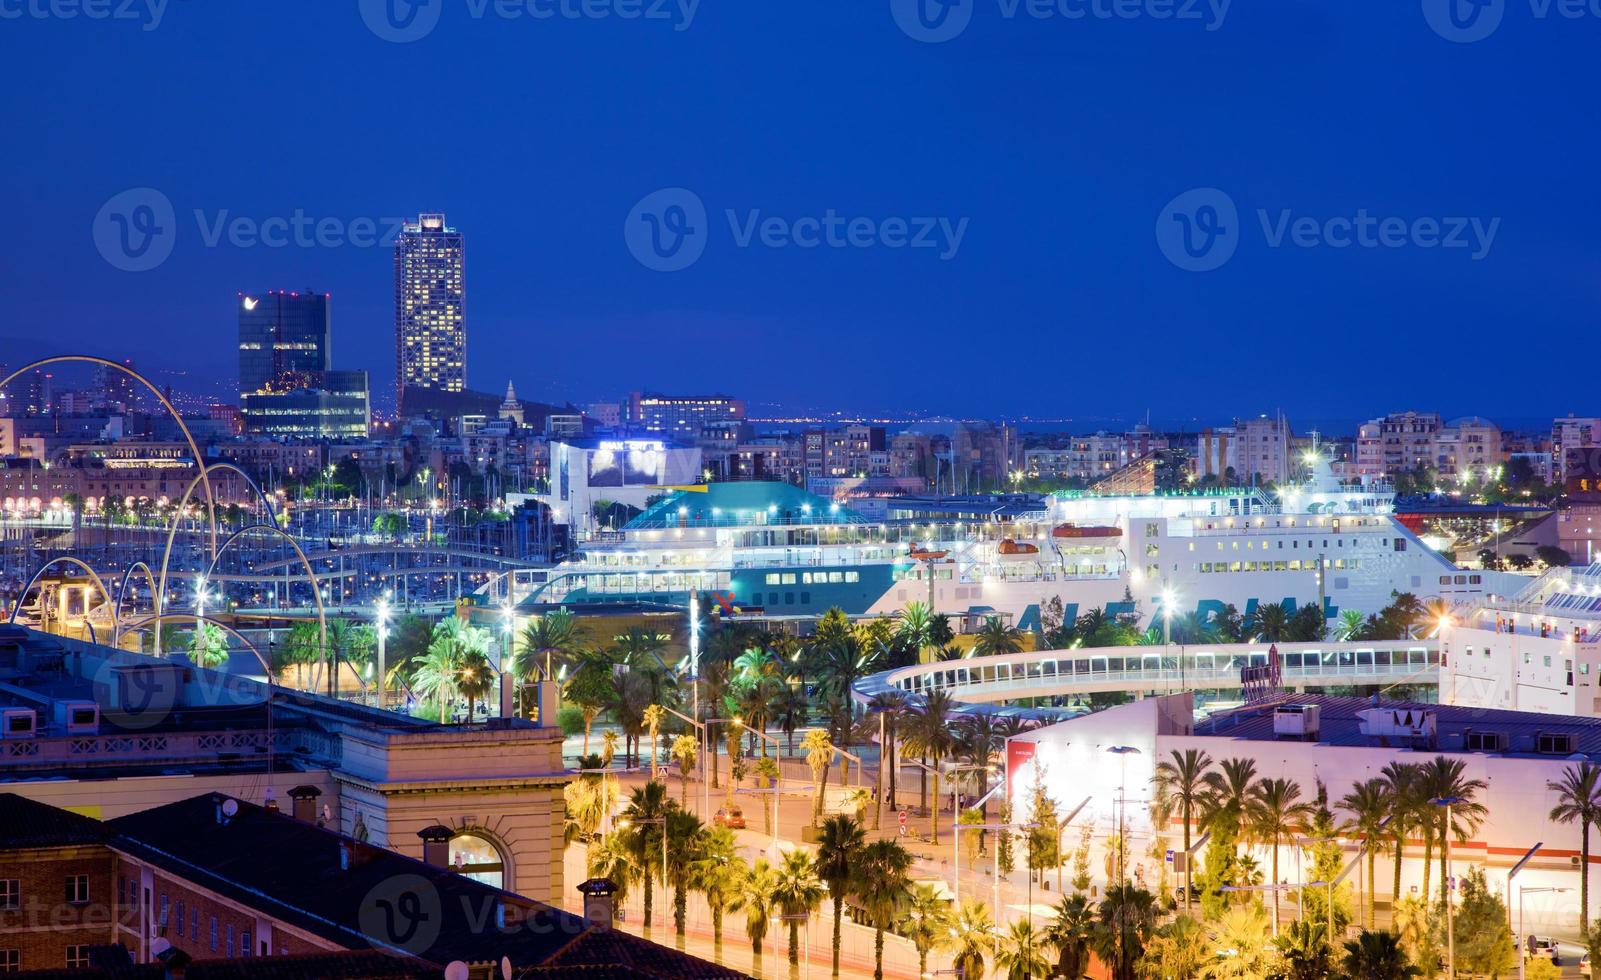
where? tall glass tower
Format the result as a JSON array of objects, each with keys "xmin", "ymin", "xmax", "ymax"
[
  {"xmin": 237, "ymin": 290, "xmax": 331, "ymax": 396},
  {"xmin": 394, "ymin": 213, "xmax": 466, "ymax": 412}
]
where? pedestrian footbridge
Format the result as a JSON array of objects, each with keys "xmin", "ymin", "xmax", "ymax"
[{"xmin": 853, "ymin": 640, "xmax": 1440, "ymax": 712}]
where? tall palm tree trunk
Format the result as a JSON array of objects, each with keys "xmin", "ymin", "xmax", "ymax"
[
  {"xmin": 1583, "ymin": 818, "xmax": 1592, "ymax": 933},
  {"xmin": 832, "ymin": 897, "xmax": 843, "ymax": 978},
  {"xmin": 1367, "ymin": 848, "xmax": 1377, "ymax": 929},
  {"xmin": 788, "ymin": 920, "xmax": 800, "ymax": 965},
  {"xmin": 1392, "ymin": 835, "xmax": 1405, "ymax": 914},
  {"xmin": 1270, "ymin": 840, "xmax": 1280, "ymax": 936}
]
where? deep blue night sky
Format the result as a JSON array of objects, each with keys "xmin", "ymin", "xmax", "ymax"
[{"xmin": 2, "ymin": 0, "xmax": 1596, "ymax": 425}]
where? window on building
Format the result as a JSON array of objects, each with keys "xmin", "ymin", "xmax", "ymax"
[
  {"xmin": 241, "ymin": 931, "xmax": 251, "ymax": 957},
  {"xmin": 0, "ymin": 948, "xmax": 18, "ymax": 973},
  {"xmin": 0, "ymin": 880, "xmax": 16, "ymax": 910},
  {"xmin": 210, "ymin": 916, "xmax": 218, "ymax": 953},
  {"xmin": 64, "ymin": 875, "xmax": 88, "ymax": 905},
  {"xmin": 66, "ymin": 946, "xmax": 91, "ymax": 969}
]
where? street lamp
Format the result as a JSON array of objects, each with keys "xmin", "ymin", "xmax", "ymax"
[
  {"xmin": 374, "ymin": 592, "xmax": 391, "ymax": 710},
  {"xmin": 1516, "ymin": 886, "xmax": 1568, "ymax": 980},
  {"xmin": 616, "ymin": 815, "xmax": 669, "ymax": 930},
  {"xmin": 1106, "ymin": 746, "xmax": 1142, "ymax": 886},
  {"xmin": 1431, "ymin": 795, "xmax": 1465, "ymax": 978},
  {"xmin": 778, "ymin": 912, "xmax": 813, "ymax": 980}
]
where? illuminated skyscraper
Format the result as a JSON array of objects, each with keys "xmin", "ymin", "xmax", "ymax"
[
  {"xmin": 395, "ymin": 213, "xmax": 466, "ymax": 412},
  {"xmin": 238, "ymin": 290, "xmax": 331, "ymax": 395}
]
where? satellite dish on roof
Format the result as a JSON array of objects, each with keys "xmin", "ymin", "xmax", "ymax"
[
  {"xmin": 220, "ymin": 798, "xmax": 239, "ymax": 818},
  {"xmin": 445, "ymin": 962, "xmax": 470, "ymax": 980},
  {"xmin": 501, "ymin": 956, "xmax": 513, "ymax": 979}
]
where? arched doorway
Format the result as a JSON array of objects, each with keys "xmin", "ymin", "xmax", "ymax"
[{"xmin": 448, "ymin": 833, "xmax": 506, "ymax": 888}]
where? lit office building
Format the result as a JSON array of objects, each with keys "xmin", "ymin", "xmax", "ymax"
[
  {"xmin": 627, "ymin": 391, "xmax": 744, "ymax": 439},
  {"xmin": 237, "ymin": 290, "xmax": 331, "ymax": 395},
  {"xmin": 395, "ymin": 213, "xmax": 466, "ymax": 410},
  {"xmin": 241, "ymin": 370, "xmax": 370, "ymax": 440}
]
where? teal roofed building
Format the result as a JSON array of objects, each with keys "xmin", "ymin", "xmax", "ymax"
[{"xmin": 626, "ymin": 481, "xmax": 869, "ymax": 529}]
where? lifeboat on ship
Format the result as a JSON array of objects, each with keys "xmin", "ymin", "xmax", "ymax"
[
  {"xmin": 997, "ymin": 538, "xmax": 1040, "ymax": 556},
  {"xmin": 1051, "ymin": 523, "xmax": 1121, "ymax": 539},
  {"xmin": 907, "ymin": 546, "xmax": 950, "ymax": 561}
]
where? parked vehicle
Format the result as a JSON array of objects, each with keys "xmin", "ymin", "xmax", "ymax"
[
  {"xmin": 713, "ymin": 806, "xmax": 746, "ymax": 830},
  {"xmin": 1525, "ymin": 935, "xmax": 1560, "ymax": 965}
]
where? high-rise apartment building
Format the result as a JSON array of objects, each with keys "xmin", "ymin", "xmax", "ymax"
[
  {"xmin": 237, "ymin": 291, "xmax": 331, "ymax": 395},
  {"xmin": 395, "ymin": 213, "xmax": 467, "ymax": 410}
]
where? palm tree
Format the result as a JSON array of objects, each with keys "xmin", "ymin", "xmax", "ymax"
[
  {"xmin": 1138, "ymin": 915, "xmax": 1207, "ymax": 980},
  {"xmin": 773, "ymin": 847, "xmax": 826, "ymax": 967},
  {"xmin": 688, "ymin": 826, "xmax": 740, "ymax": 958},
  {"xmin": 993, "ymin": 920, "xmax": 1050, "ymax": 980},
  {"xmin": 772, "ymin": 683, "xmax": 809, "ymax": 756},
  {"xmin": 1154, "ymin": 748, "xmax": 1215, "ymax": 910},
  {"xmin": 564, "ymin": 649, "xmax": 616, "ymax": 755},
  {"xmin": 454, "ymin": 644, "xmax": 495, "ymax": 723},
  {"xmin": 1092, "ymin": 883, "xmax": 1158, "ymax": 980},
  {"xmin": 1416, "ymin": 755, "xmax": 1488, "ymax": 908},
  {"xmin": 815, "ymin": 814, "xmax": 866, "ymax": 978},
  {"xmin": 814, "ymin": 636, "xmax": 881, "ymax": 729},
  {"xmin": 1246, "ymin": 601, "xmax": 1290, "ymax": 642},
  {"xmin": 906, "ymin": 690, "xmax": 959, "ymax": 843},
  {"xmin": 955, "ymin": 713, "xmax": 1002, "ymax": 804},
  {"xmin": 1549, "ymin": 761, "xmax": 1601, "ymax": 933},
  {"xmin": 619, "ymin": 781, "xmax": 670, "ymax": 929},
  {"xmin": 586, "ymin": 830, "xmax": 633, "ymax": 913},
  {"xmin": 867, "ymin": 689, "xmax": 910, "ymax": 815},
  {"xmin": 1341, "ymin": 930, "xmax": 1421, "ymax": 979},
  {"xmin": 1203, "ymin": 905, "xmax": 1278, "ymax": 979},
  {"xmin": 1275, "ymin": 920, "xmax": 1331, "ymax": 980},
  {"xmin": 855, "ymin": 839, "xmax": 914, "ymax": 980},
  {"xmin": 1202, "ymin": 757, "xmax": 1260, "ymax": 856},
  {"xmin": 515, "ymin": 608, "xmax": 577, "ymax": 683},
  {"xmin": 899, "ymin": 883, "xmax": 954, "ymax": 979},
  {"xmin": 803, "ymin": 729, "xmax": 835, "ymax": 824},
  {"xmin": 642, "ymin": 704, "xmax": 667, "ymax": 781},
  {"xmin": 1250, "ymin": 777, "xmax": 1314, "ymax": 936},
  {"xmin": 897, "ymin": 600, "xmax": 936, "ymax": 662},
  {"xmin": 1379, "ymin": 761, "xmax": 1421, "ymax": 904},
  {"xmin": 670, "ymin": 734, "xmax": 698, "ymax": 804},
  {"xmin": 1044, "ymin": 893, "xmax": 1096, "ymax": 979},
  {"xmin": 1333, "ymin": 608, "xmax": 1368, "ymax": 641},
  {"xmin": 665, "ymin": 809, "xmax": 704, "ymax": 940},
  {"xmin": 411, "ymin": 645, "xmax": 461, "ymax": 721},
  {"xmin": 949, "ymin": 899, "xmax": 997, "ymax": 980},
  {"xmin": 734, "ymin": 858, "xmax": 780, "ymax": 972},
  {"xmin": 973, "ymin": 615, "xmax": 1025, "ymax": 657},
  {"xmin": 1340, "ymin": 778, "xmax": 1395, "ymax": 929}
]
